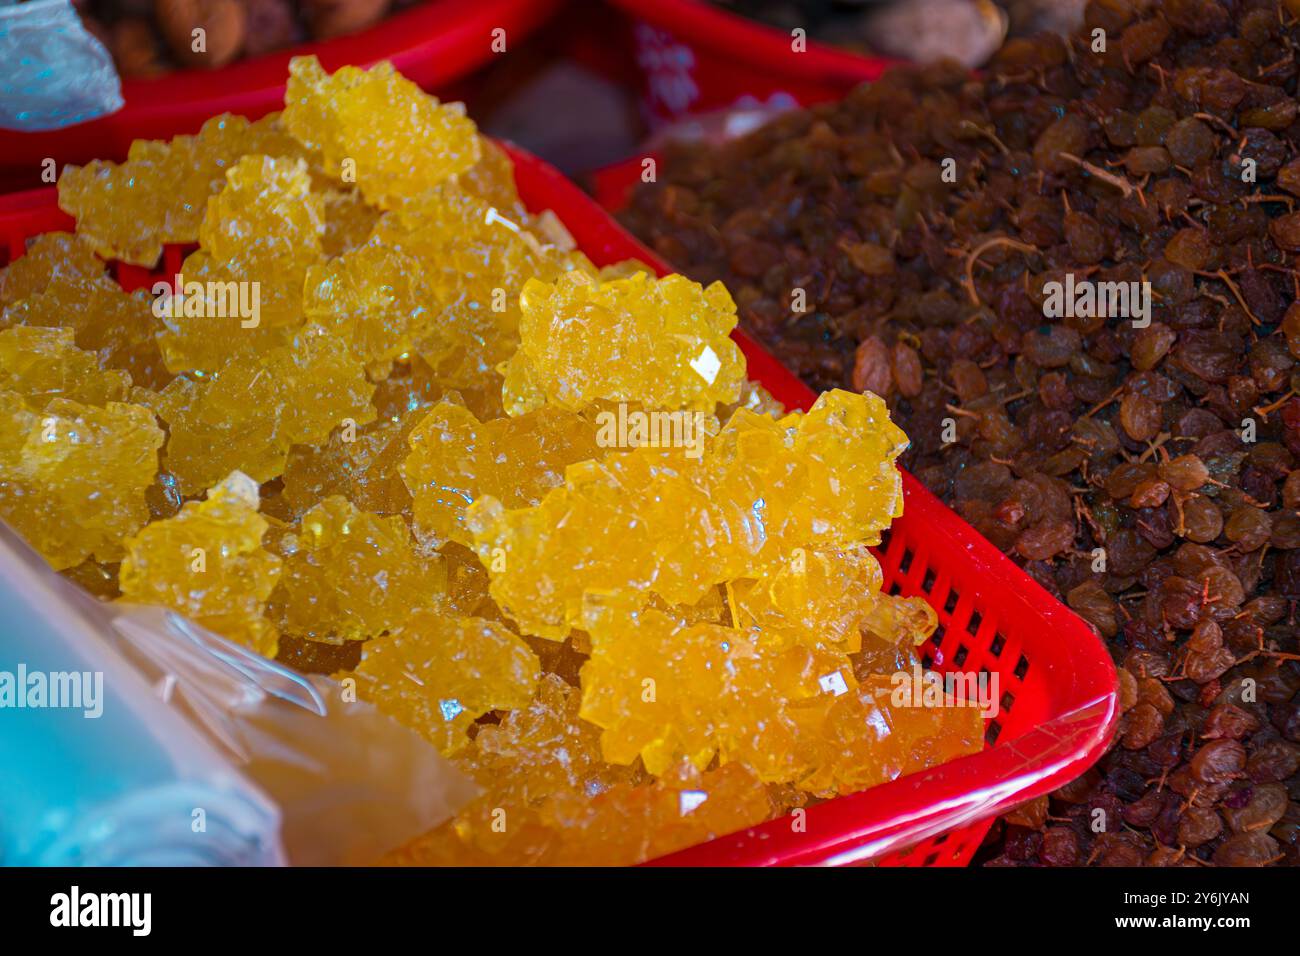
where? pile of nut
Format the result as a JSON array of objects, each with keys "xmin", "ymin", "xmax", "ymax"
[{"xmin": 75, "ymin": 0, "xmax": 419, "ymax": 76}]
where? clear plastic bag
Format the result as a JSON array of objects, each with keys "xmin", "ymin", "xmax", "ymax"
[
  {"xmin": 0, "ymin": 0, "xmax": 123, "ymax": 131},
  {"xmin": 0, "ymin": 523, "xmax": 477, "ymax": 866}
]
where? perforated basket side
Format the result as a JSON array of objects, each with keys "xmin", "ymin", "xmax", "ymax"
[{"xmin": 874, "ymin": 820, "xmax": 990, "ymax": 868}]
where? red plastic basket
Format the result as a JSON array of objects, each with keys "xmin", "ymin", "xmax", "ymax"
[
  {"xmin": 0, "ymin": 145, "xmax": 1118, "ymax": 867},
  {"xmin": 605, "ymin": 0, "xmax": 899, "ymax": 125},
  {"xmin": 0, "ymin": 0, "xmax": 564, "ymax": 192}
]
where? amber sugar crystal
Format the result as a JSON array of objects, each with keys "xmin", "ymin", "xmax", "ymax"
[
  {"xmin": 118, "ymin": 472, "xmax": 283, "ymax": 658},
  {"xmin": 0, "ymin": 56, "xmax": 982, "ymax": 865}
]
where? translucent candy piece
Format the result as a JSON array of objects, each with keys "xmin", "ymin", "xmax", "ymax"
[
  {"xmin": 500, "ymin": 271, "xmax": 746, "ymax": 416},
  {"xmin": 267, "ymin": 496, "xmax": 446, "ymax": 644},
  {"xmin": 0, "ymin": 394, "xmax": 163, "ymax": 570},
  {"xmin": 379, "ymin": 178, "xmax": 550, "ymax": 255},
  {"xmin": 862, "ymin": 593, "xmax": 939, "ymax": 649},
  {"xmin": 363, "ymin": 187, "xmax": 574, "ymax": 391},
  {"xmin": 350, "ymin": 612, "xmax": 540, "ymax": 755},
  {"xmin": 280, "ymin": 360, "xmax": 501, "ymax": 525},
  {"xmin": 58, "ymin": 113, "xmax": 313, "ymax": 267},
  {"xmin": 402, "ymin": 761, "xmax": 771, "ymax": 866},
  {"xmin": 147, "ymin": 372, "xmax": 271, "ymax": 497},
  {"xmin": 379, "ymin": 362, "xmax": 505, "ymax": 432},
  {"xmin": 721, "ymin": 379, "xmax": 786, "ymax": 422},
  {"xmin": 283, "ymin": 56, "xmax": 480, "ymax": 208},
  {"xmin": 799, "ymin": 674, "xmax": 985, "ymax": 797},
  {"xmin": 118, "ymin": 472, "xmax": 283, "ymax": 658},
  {"xmin": 0, "ymin": 232, "xmax": 105, "ymax": 307},
  {"xmin": 547, "ymin": 761, "xmax": 773, "ymax": 865},
  {"xmin": 420, "ymin": 544, "xmax": 489, "ymax": 623},
  {"xmin": 650, "ymin": 587, "xmax": 732, "ymax": 628},
  {"xmin": 387, "ymin": 692, "xmax": 770, "ymax": 865},
  {"xmin": 2, "ymin": 273, "xmax": 169, "ymax": 390},
  {"xmin": 158, "ymin": 155, "xmax": 325, "ymax": 376},
  {"xmin": 467, "ymin": 389, "xmax": 907, "ymax": 639},
  {"xmin": 730, "ymin": 546, "xmax": 886, "ymax": 654},
  {"xmin": 199, "ymin": 155, "xmax": 324, "ymax": 273},
  {"xmin": 303, "ymin": 243, "xmax": 433, "ymax": 366},
  {"xmin": 578, "ymin": 594, "xmax": 856, "ymax": 783},
  {"xmin": 383, "ymin": 799, "xmax": 553, "ymax": 865},
  {"xmin": 155, "ymin": 250, "xmax": 301, "ymax": 376},
  {"xmin": 451, "ymin": 676, "xmax": 636, "ymax": 851},
  {"xmin": 457, "ymin": 138, "xmax": 528, "ymax": 224},
  {"xmin": 418, "ymin": 245, "xmax": 541, "ymax": 391},
  {"xmin": 0, "ymin": 326, "xmax": 132, "ymax": 408},
  {"xmin": 401, "ymin": 400, "xmax": 603, "ymax": 549},
  {"xmin": 593, "ymin": 258, "xmax": 657, "ymax": 281},
  {"xmin": 150, "ymin": 326, "xmax": 376, "ymax": 496},
  {"xmin": 282, "ymin": 414, "xmax": 417, "ymax": 520},
  {"xmin": 577, "ymin": 591, "xmax": 975, "ymax": 794},
  {"xmin": 320, "ymin": 189, "xmax": 381, "ymax": 259}
]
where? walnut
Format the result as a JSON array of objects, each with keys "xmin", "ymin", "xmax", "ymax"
[
  {"xmin": 238, "ymin": 0, "xmax": 302, "ymax": 58},
  {"xmin": 154, "ymin": 0, "xmax": 246, "ymax": 69},
  {"xmin": 110, "ymin": 17, "xmax": 168, "ymax": 77},
  {"xmin": 302, "ymin": 0, "xmax": 389, "ymax": 42}
]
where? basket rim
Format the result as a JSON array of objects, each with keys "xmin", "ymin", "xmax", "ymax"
[
  {"xmin": 0, "ymin": 143, "xmax": 1120, "ymax": 867},
  {"xmin": 606, "ymin": 0, "xmax": 900, "ymax": 84}
]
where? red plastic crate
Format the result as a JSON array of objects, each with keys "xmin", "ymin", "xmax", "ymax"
[
  {"xmin": 0, "ymin": 0, "xmax": 564, "ymax": 192},
  {"xmin": 605, "ymin": 0, "xmax": 899, "ymax": 125},
  {"xmin": 0, "ymin": 145, "xmax": 1118, "ymax": 867}
]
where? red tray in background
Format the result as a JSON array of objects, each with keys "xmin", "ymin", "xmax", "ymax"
[
  {"xmin": 605, "ymin": 0, "xmax": 899, "ymax": 125},
  {"xmin": 0, "ymin": 146, "xmax": 1118, "ymax": 867},
  {"xmin": 0, "ymin": 0, "xmax": 565, "ymax": 193}
]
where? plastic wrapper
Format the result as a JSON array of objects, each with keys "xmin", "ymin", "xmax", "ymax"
[
  {"xmin": 0, "ymin": 0, "xmax": 123, "ymax": 131},
  {"xmin": 0, "ymin": 524, "xmax": 477, "ymax": 865}
]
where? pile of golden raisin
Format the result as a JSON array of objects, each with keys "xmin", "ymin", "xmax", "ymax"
[{"xmin": 0, "ymin": 56, "xmax": 980, "ymax": 865}]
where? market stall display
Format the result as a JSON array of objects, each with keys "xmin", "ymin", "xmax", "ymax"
[{"xmin": 0, "ymin": 54, "xmax": 1123, "ymax": 866}]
